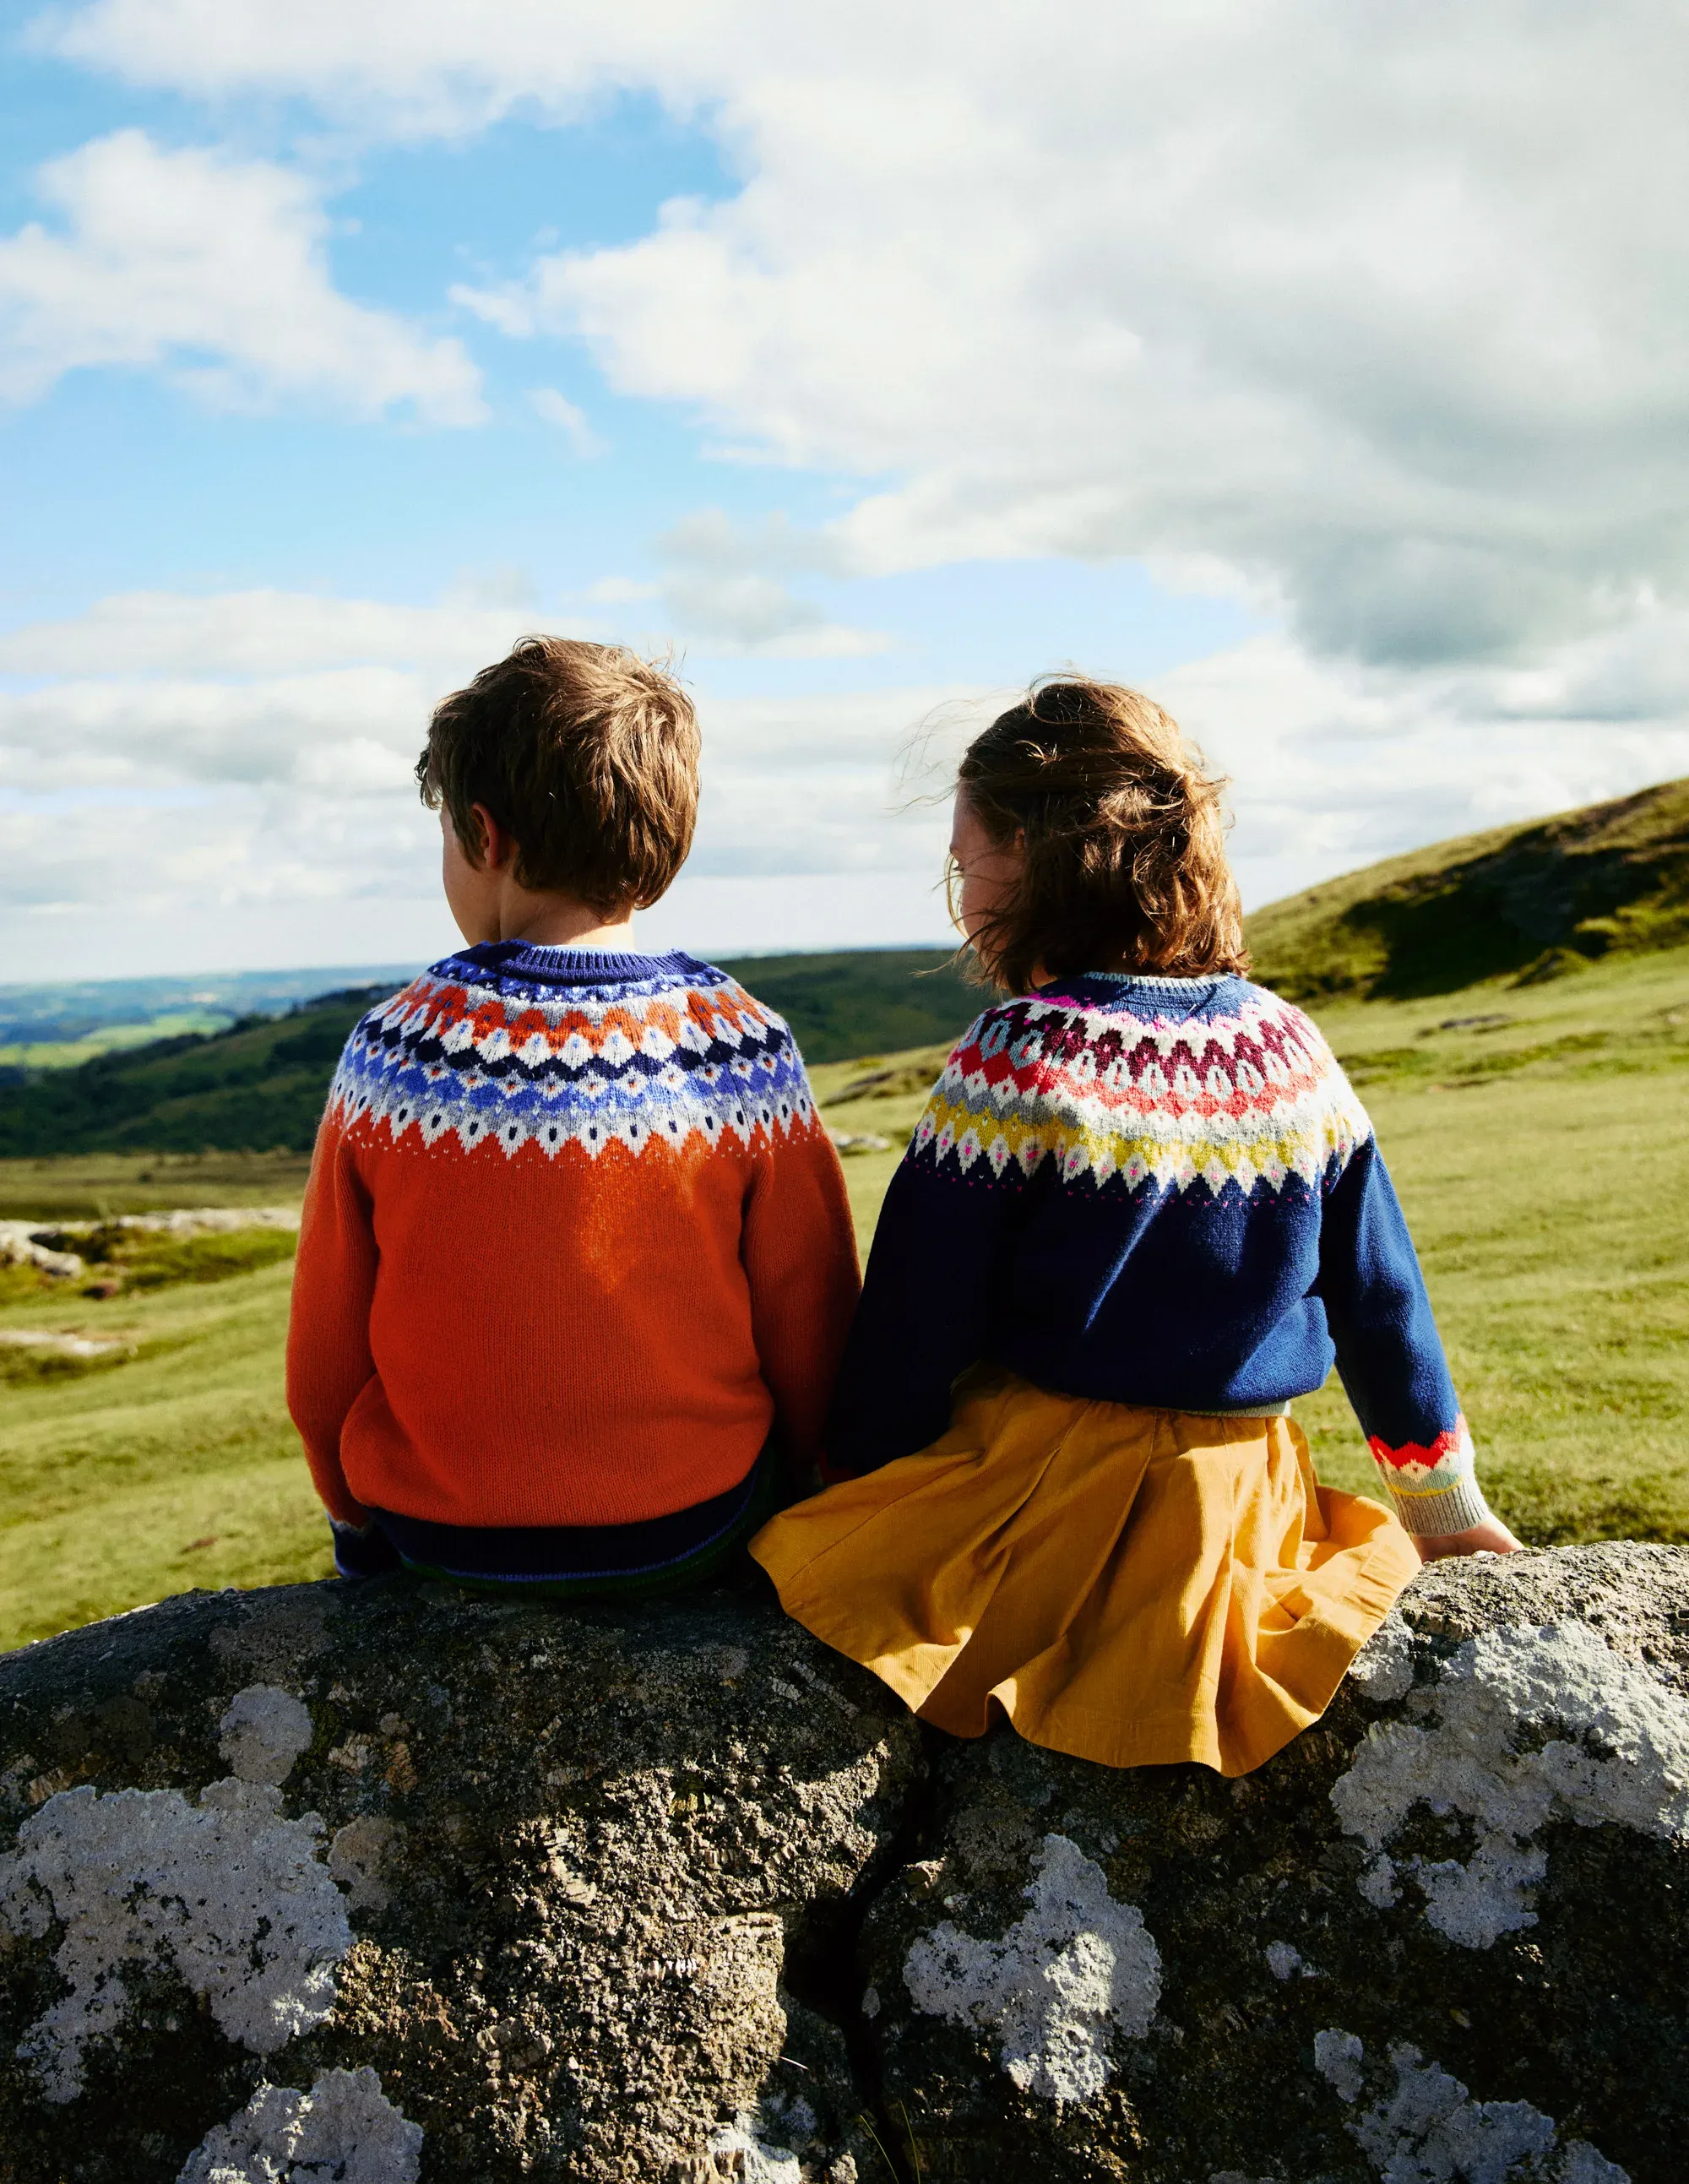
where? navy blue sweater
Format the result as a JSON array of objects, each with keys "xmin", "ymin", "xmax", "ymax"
[{"xmin": 826, "ymin": 973, "xmax": 1490, "ymax": 1538}]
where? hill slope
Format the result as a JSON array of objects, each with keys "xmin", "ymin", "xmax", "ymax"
[
  {"xmin": 0, "ymin": 949, "xmax": 983, "ymax": 1158},
  {"xmin": 1248, "ymin": 774, "xmax": 1689, "ymax": 1001},
  {"xmin": 0, "ymin": 990, "xmax": 388, "ymax": 1160}
]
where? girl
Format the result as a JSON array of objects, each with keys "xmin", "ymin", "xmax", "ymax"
[{"xmin": 752, "ymin": 678, "xmax": 1519, "ymax": 1776}]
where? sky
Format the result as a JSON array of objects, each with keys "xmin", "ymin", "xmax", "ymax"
[{"xmin": 3, "ymin": 2, "xmax": 1688, "ymax": 981}]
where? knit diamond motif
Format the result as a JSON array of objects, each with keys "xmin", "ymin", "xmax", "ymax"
[{"xmin": 327, "ymin": 957, "xmax": 815, "ymax": 1162}]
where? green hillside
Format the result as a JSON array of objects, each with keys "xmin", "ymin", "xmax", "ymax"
[
  {"xmin": 0, "ymin": 950, "xmax": 981, "ymax": 1160},
  {"xmin": 716, "ymin": 948, "xmax": 978, "ymax": 1062},
  {"xmin": 0, "ymin": 990, "xmax": 388, "ymax": 1160},
  {"xmin": 1249, "ymin": 774, "xmax": 1689, "ymax": 1002}
]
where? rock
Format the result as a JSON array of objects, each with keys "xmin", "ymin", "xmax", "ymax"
[
  {"xmin": 0, "ymin": 1575, "xmax": 918, "ymax": 2182},
  {"xmin": 861, "ymin": 1541, "xmax": 1689, "ymax": 2184},
  {"xmin": 0, "ymin": 1330, "xmax": 128, "ymax": 1361},
  {"xmin": 97, "ymin": 1209, "xmax": 301, "ymax": 1236},
  {"xmin": 0, "ymin": 1209, "xmax": 299, "ymax": 1291},
  {"xmin": 1, "ymin": 1545, "xmax": 1686, "ymax": 2181},
  {"xmin": 0, "ymin": 1222, "xmax": 84, "ymax": 1281}
]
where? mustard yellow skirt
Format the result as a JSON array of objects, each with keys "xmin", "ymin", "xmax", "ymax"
[{"xmin": 750, "ymin": 1370, "xmax": 1420, "ymax": 1777}]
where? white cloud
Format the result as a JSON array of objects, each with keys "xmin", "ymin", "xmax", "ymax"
[
  {"xmin": 11, "ymin": 6, "xmax": 1689, "ymax": 970},
  {"xmin": 0, "ymin": 129, "xmax": 485, "ymax": 421},
  {"xmin": 51, "ymin": 2, "xmax": 1689, "ymax": 668},
  {"xmin": 525, "ymin": 385, "xmax": 606, "ymax": 455},
  {"xmin": 1158, "ymin": 628, "xmax": 1689, "ymax": 912},
  {"xmin": 0, "ymin": 586, "xmax": 950, "ymax": 957},
  {"xmin": 659, "ymin": 573, "xmax": 888, "ymax": 657},
  {"xmin": 0, "ymin": 589, "xmax": 573, "ymax": 676},
  {"xmin": 0, "ymin": 670, "xmax": 424, "ymax": 792},
  {"xmin": 8, "ymin": 584, "xmax": 1689, "ymax": 963},
  {"xmin": 32, "ymin": 0, "xmax": 712, "ymax": 131},
  {"xmin": 584, "ymin": 576, "xmax": 660, "ymax": 606},
  {"xmin": 654, "ymin": 508, "xmax": 885, "ymax": 655}
]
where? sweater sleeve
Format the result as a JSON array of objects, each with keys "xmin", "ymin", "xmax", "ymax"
[
  {"xmin": 825, "ymin": 1024, "xmax": 1035, "ymax": 1476},
  {"xmin": 741, "ymin": 1111, "xmax": 861, "ymax": 1470},
  {"xmin": 1319, "ymin": 1133, "xmax": 1492, "ymax": 1537},
  {"xmin": 285, "ymin": 1108, "xmax": 380, "ymax": 1529}
]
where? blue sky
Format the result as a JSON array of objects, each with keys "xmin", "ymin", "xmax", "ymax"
[{"xmin": 3, "ymin": 3, "xmax": 1686, "ymax": 977}]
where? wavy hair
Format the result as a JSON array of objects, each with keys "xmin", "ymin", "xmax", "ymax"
[{"xmin": 952, "ymin": 677, "xmax": 1248, "ymax": 992}]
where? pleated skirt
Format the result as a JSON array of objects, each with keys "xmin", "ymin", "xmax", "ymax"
[{"xmin": 750, "ymin": 1369, "xmax": 1420, "ymax": 1776}]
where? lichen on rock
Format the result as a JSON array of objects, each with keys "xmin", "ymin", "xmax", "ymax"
[
  {"xmin": 218, "ymin": 1685, "xmax": 315, "ymax": 1788},
  {"xmin": 0, "ymin": 1774, "xmax": 351, "ymax": 2101},
  {"xmin": 0, "ymin": 1575, "xmax": 919, "ymax": 2180},
  {"xmin": 175, "ymin": 2065, "xmax": 422, "ymax": 2184},
  {"xmin": 1, "ymin": 1545, "xmax": 1685, "ymax": 2181},
  {"xmin": 856, "ymin": 1545, "xmax": 1688, "ymax": 2183},
  {"xmin": 704, "ymin": 2106, "xmax": 806, "ymax": 2182},
  {"xmin": 1316, "ymin": 2025, "xmax": 1630, "ymax": 2182},
  {"xmin": 1330, "ymin": 1619, "xmax": 1689, "ymax": 1946},
  {"xmin": 903, "ymin": 1832, "xmax": 1160, "ymax": 2104}
]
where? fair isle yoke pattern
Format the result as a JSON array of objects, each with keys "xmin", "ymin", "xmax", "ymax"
[
  {"xmin": 327, "ymin": 948, "xmax": 817, "ymax": 1164},
  {"xmin": 911, "ymin": 980, "xmax": 1371, "ymax": 1198},
  {"xmin": 288, "ymin": 937, "xmax": 861, "ymax": 1557},
  {"xmin": 827, "ymin": 970, "xmax": 1491, "ymax": 1537}
]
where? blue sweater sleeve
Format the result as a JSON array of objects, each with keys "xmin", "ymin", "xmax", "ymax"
[
  {"xmin": 1319, "ymin": 1135, "xmax": 1491, "ymax": 1536},
  {"xmin": 824, "ymin": 1138, "xmax": 1027, "ymax": 1476}
]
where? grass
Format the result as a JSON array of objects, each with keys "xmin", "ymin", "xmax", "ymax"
[
  {"xmin": 0, "ymin": 1149, "xmax": 312, "ymax": 1220},
  {"xmin": 2, "ymin": 941, "xmax": 1686, "ymax": 1655},
  {"xmin": 0, "ymin": 1254, "xmax": 331, "ymax": 1651},
  {"xmin": 1247, "ymin": 773, "xmax": 1689, "ymax": 1002}
]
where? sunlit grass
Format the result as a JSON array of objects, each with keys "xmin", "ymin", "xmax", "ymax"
[
  {"xmin": 0, "ymin": 1256, "xmax": 331, "ymax": 1651},
  {"xmin": 0, "ymin": 1148, "xmax": 313, "ymax": 1220}
]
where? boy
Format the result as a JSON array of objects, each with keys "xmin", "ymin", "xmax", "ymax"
[{"xmin": 286, "ymin": 637, "xmax": 860, "ymax": 1594}]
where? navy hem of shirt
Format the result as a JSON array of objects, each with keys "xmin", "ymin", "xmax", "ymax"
[{"xmin": 352, "ymin": 1443, "xmax": 773, "ymax": 1583}]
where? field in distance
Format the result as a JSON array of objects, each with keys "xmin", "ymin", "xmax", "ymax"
[{"xmin": 0, "ymin": 964, "xmax": 421, "ymax": 1073}]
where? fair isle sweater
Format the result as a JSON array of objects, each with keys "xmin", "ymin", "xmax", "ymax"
[
  {"xmin": 286, "ymin": 943, "xmax": 860, "ymax": 1585},
  {"xmin": 826, "ymin": 972, "xmax": 1491, "ymax": 1538}
]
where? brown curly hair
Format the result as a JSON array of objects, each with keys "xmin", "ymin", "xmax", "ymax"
[
  {"xmin": 952, "ymin": 677, "xmax": 1248, "ymax": 993},
  {"xmin": 415, "ymin": 637, "xmax": 699, "ymax": 916}
]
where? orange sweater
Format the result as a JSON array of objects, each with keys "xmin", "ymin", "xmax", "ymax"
[{"xmin": 286, "ymin": 943, "xmax": 860, "ymax": 1533}]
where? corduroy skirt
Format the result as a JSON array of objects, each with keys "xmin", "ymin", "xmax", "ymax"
[{"xmin": 750, "ymin": 1368, "xmax": 1420, "ymax": 1776}]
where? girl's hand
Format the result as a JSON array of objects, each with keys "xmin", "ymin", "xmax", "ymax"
[{"xmin": 1415, "ymin": 1516, "xmax": 1524, "ymax": 1562}]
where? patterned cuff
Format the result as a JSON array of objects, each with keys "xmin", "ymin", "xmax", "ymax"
[
  {"xmin": 1367, "ymin": 1419, "xmax": 1493, "ymax": 1540},
  {"xmin": 1379, "ymin": 1470, "xmax": 1494, "ymax": 1538}
]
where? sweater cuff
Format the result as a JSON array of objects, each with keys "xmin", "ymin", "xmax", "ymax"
[
  {"xmin": 1379, "ymin": 1469, "xmax": 1493, "ymax": 1538},
  {"xmin": 1368, "ymin": 1417, "xmax": 1491, "ymax": 1538}
]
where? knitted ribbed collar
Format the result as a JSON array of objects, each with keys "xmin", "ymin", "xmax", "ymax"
[
  {"xmin": 1032, "ymin": 969, "xmax": 1251, "ymax": 1013},
  {"xmin": 438, "ymin": 939, "xmax": 712, "ymax": 988}
]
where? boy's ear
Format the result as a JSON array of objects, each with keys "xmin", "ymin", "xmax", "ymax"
[{"xmin": 470, "ymin": 802, "xmax": 516, "ymax": 873}]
